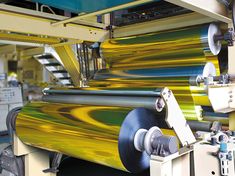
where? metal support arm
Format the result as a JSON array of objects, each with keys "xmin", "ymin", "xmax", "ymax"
[
  {"xmin": 208, "ymin": 84, "xmax": 235, "ymax": 113},
  {"xmin": 160, "ymin": 88, "xmax": 196, "ymax": 146}
]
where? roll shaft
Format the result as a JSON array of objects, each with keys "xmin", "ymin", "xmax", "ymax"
[{"xmin": 42, "ymin": 94, "xmax": 161, "ymax": 110}]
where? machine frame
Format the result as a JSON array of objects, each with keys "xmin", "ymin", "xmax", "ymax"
[{"xmin": 1, "ymin": 1, "xmax": 235, "ymax": 176}]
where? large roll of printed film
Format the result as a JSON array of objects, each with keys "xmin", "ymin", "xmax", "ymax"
[{"xmin": 16, "ymin": 90, "xmax": 168, "ymax": 173}]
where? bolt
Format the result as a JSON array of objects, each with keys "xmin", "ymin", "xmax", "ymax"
[
  {"xmin": 219, "ymin": 154, "xmax": 223, "ymax": 159},
  {"xmin": 227, "ymin": 151, "xmax": 233, "ymax": 161},
  {"xmin": 232, "ymin": 131, "xmax": 235, "ymax": 137},
  {"xmin": 157, "ymin": 101, "xmax": 163, "ymax": 109},
  {"xmin": 211, "ymin": 137, "xmax": 217, "ymax": 146}
]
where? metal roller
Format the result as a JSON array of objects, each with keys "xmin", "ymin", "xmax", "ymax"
[
  {"xmin": 43, "ymin": 89, "xmax": 164, "ymax": 111},
  {"xmin": 42, "ymin": 95, "xmax": 161, "ymax": 111},
  {"xmin": 86, "ymin": 63, "xmax": 216, "ymax": 120},
  {"xmin": 43, "ymin": 89, "xmax": 161, "ymax": 97},
  {"xmin": 94, "ymin": 62, "xmax": 216, "ymax": 83},
  {"xmin": 15, "ymin": 104, "xmax": 166, "ymax": 173},
  {"xmin": 92, "ymin": 63, "xmax": 216, "ymax": 83},
  {"xmin": 89, "ymin": 63, "xmax": 216, "ymax": 102},
  {"xmin": 100, "ymin": 24, "xmax": 221, "ymax": 69},
  {"xmin": 15, "ymin": 87, "xmax": 214, "ymax": 173},
  {"xmin": 43, "ymin": 87, "xmax": 203, "ymax": 121},
  {"xmin": 187, "ymin": 120, "xmax": 213, "ymax": 132}
]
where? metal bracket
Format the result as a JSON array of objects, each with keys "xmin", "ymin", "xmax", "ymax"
[
  {"xmin": 43, "ymin": 153, "xmax": 63, "ymax": 174},
  {"xmin": 208, "ymin": 84, "xmax": 235, "ymax": 113},
  {"xmin": 106, "ymin": 25, "xmax": 114, "ymax": 39},
  {"xmin": 160, "ymin": 88, "xmax": 196, "ymax": 146}
]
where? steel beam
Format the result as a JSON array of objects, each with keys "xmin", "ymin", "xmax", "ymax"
[
  {"xmin": 113, "ymin": 12, "xmax": 216, "ymax": 37},
  {"xmin": 165, "ymin": 0, "xmax": 231, "ymax": 23},
  {"xmin": 54, "ymin": 45, "xmax": 82, "ymax": 87},
  {"xmin": 20, "ymin": 47, "xmax": 44, "ymax": 59},
  {"xmin": 0, "ymin": 45, "xmax": 16, "ymax": 55},
  {"xmin": 0, "ymin": 32, "xmax": 60, "ymax": 44},
  {"xmin": 0, "ymin": 4, "xmax": 107, "ymax": 29},
  {"xmin": 0, "ymin": 11, "xmax": 108, "ymax": 42}
]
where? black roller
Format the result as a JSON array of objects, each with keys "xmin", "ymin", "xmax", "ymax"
[
  {"xmin": 187, "ymin": 120, "xmax": 212, "ymax": 132},
  {"xmin": 119, "ymin": 108, "xmax": 162, "ymax": 173}
]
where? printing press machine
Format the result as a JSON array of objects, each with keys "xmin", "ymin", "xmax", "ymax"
[{"xmin": 1, "ymin": 0, "xmax": 235, "ymax": 176}]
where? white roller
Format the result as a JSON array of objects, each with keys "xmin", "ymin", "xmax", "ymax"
[
  {"xmin": 208, "ymin": 23, "xmax": 222, "ymax": 55},
  {"xmin": 202, "ymin": 62, "xmax": 217, "ymax": 77}
]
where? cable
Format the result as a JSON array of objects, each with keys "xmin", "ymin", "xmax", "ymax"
[
  {"xmin": 6, "ymin": 107, "xmax": 22, "ymax": 143},
  {"xmin": 5, "ymin": 107, "xmax": 24, "ymax": 176},
  {"xmin": 40, "ymin": 5, "xmax": 56, "ymax": 14}
]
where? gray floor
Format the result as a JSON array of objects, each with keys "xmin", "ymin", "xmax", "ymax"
[
  {"xmin": 0, "ymin": 143, "xmax": 8, "ymax": 150},
  {"xmin": 0, "ymin": 135, "xmax": 10, "ymax": 176},
  {"xmin": 0, "ymin": 135, "xmax": 9, "ymax": 152}
]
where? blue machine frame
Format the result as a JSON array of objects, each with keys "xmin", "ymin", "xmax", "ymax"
[{"xmin": 32, "ymin": 0, "xmax": 143, "ymax": 13}]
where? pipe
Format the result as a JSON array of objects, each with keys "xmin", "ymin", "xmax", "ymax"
[
  {"xmin": 43, "ymin": 89, "xmax": 161, "ymax": 97},
  {"xmin": 40, "ymin": 4, "xmax": 56, "ymax": 14},
  {"xmin": 42, "ymin": 94, "xmax": 161, "ymax": 111},
  {"xmin": 6, "ymin": 107, "xmax": 22, "ymax": 143}
]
